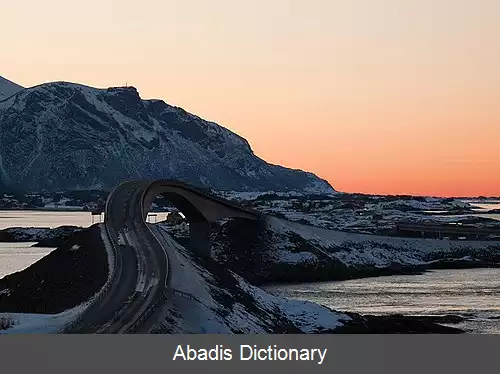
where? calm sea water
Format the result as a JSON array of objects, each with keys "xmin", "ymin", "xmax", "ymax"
[
  {"xmin": 0, "ymin": 210, "xmax": 169, "ymax": 280},
  {"xmin": 0, "ymin": 210, "xmax": 169, "ymax": 230},
  {"xmin": 470, "ymin": 203, "xmax": 500, "ymax": 210},
  {"xmin": 264, "ymin": 268, "xmax": 500, "ymax": 333},
  {"xmin": 0, "ymin": 243, "xmax": 55, "ymax": 279},
  {"xmin": 468, "ymin": 202, "xmax": 500, "ymax": 221}
]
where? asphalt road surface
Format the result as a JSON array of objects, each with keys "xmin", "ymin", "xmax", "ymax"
[{"xmin": 69, "ymin": 181, "xmax": 169, "ymax": 333}]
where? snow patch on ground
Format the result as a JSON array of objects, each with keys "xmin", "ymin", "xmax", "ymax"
[
  {"xmin": 233, "ymin": 193, "xmax": 498, "ymax": 236},
  {"xmin": 218, "ymin": 190, "xmax": 337, "ymax": 201},
  {"xmin": 234, "ymin": 273, "xmax": 349, "ymax": 332},
  {"xmin": 0, "ymin": 300, "xmax": 91, "ymax": 334},
  {"xmin": 149, "ymin": 224, "xmax": 349, "ymax": 333},
  {"xmin": 117, "ymin": 232, "xmax": 126, "ymax": 245},
  {"xmin": 266, "ymin": 217, "xmax": 500, "ymax": 267},
  {"xmin": 274, "ymin": 249, "xmax": 317, "ymax": 264},
  {"xmin": 150, "ymin": 225, "xmax": 239, "ymax": 333}
]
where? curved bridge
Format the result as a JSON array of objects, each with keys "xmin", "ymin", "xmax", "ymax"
[
  {"xmin": 142, "ymin": 179, "xmax": 260, "ymax": 256},
  {"xmin": 66, "ymin": 179, "xmax": 260, "ymax": 333}
]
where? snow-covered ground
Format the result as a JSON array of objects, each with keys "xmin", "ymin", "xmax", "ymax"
[
  {"xmin": 234, "ymin": 273, "xmax": 346, "ymax": 332},
  {"xmin": 0, "ymin": 300, "xmax": 90, "ymax": 334},
  {"xmin": 264, "ymin": 216, "xmax": 500, "ymax": 267},
  {"xmin": 217, "ymin": 192, "xmax": 500, "ymax": 235},
  {"xmin": 149, "ymin": 225, "xmax": 350, "ymax": 333},
  {"xmin": 218, "ymin": 190, "xmax": 338, "ymax": 202}
]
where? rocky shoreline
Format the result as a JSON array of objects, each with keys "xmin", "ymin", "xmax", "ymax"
[
  {"xmin": 330, "ymin": 313, "xmax": 464, "ymax": 333},
  {"xmin": 252, "ymin": 259, "xmax": 500, "ymax": 287},
  {"xmin": 0, "ymin": 225, "xmax": 107, "ymax": 314},
  {"xmin": 0, "ymin": 226, "xmax": 83, "ymax": 246}
]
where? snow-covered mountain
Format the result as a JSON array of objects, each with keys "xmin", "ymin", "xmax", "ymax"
[
  {"xmin": 0, "ymin": 81, "xmax": 334, "ymax": 193},
  {"xmin": 0, "ymin": 76, "xmax": 23, "ymax": 100}
]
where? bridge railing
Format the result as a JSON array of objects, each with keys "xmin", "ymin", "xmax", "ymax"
[
  {"xmin": 61, "ymin": 212, "xmax": 120, "ymax": 333},
  {"xmin": 127, "ymin": 291, "xmax": 169, "ymax": 333}
]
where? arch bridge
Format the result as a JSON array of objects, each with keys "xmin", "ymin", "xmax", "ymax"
[{"xmin": 139, "ymin": 180, "xmax": 261, "ymax": 256}]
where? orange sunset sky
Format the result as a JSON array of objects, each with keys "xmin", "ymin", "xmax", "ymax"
[{"xmin": 2, "ymin": 0, "xmax": 499, "ymax": 197}]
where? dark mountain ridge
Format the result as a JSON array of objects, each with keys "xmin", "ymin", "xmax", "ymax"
[
  {"xmin": 0, "ymin": 76, "xmax": 24, "ymax": 100},
  {"xmin": 0, "ymin": 81, "xmax": 334, "ymax": 193}
]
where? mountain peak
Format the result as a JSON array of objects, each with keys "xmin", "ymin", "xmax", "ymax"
[
  {"xmin": 107, "ymin": 85, "xmax": 139, "ymax": 92},
  {"xmin": 106, "ymin": 85, "xmax": 141, "ymax": 99},
  {"xmin": 0, "ymin": 75, "xmax": 24, "ymax": 100}
]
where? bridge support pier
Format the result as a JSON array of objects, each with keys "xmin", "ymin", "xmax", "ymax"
[{"xmin": 189, "ymin": 221, "xmax": 211, "ymax": 257}]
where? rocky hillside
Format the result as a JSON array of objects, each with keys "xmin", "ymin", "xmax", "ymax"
[
  {"xmin": 159, "ymin": 216, "xmax": 500, "ymax": 285},
  {"xmin": 0, "ymin": 81, "xmax": 333, "ymax": 193}
]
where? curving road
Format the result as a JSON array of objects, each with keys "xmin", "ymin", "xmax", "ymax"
[{"xmin": 66, "ymin": 179, "xmax": 258, "ymax": 333}]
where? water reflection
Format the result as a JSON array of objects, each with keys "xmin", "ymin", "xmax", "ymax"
[{"xmin": 264, "ymin": 268, "xmax": 500, "ymax": 333}]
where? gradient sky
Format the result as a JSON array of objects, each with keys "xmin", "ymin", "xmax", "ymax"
[{"xmin": 2, "ymin": 0, "xmax": 500, "ymax": 197}]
